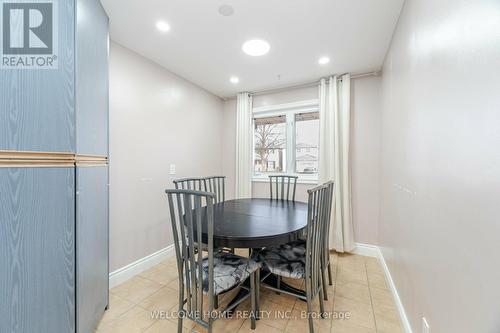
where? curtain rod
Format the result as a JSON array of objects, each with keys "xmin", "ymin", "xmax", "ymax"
[{"xmin": 249, "ymin": 71, "xmax": 380, "ymax": 97}]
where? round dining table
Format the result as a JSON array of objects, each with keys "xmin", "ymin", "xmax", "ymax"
[
  {"xmin": 201, "ymin": 197, "xmax": 310, "ymax": 310},
  {"xmin": 209, "ymin": 198, "xmax": 309, "ymax": 249}
]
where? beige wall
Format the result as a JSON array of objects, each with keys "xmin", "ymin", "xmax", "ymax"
[
  {"xmin": 222, "ymin": 79, "xmax": 381, "ymax": 244},
  {"xmin": 351, "ymin": 76, "xmax": 381, "ymax": 245},
  {"xmin": 379, "ymin": 0, "xmax": 500, "ymax": 332},
  {"xmin": 221, "ymin": 98, "xmax": 237, "ymax": 200},
  {"xmin": 109, "ymin": 42, "xmax": 223, "ymax": 271}
]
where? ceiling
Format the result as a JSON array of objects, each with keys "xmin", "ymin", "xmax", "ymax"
[{"xmin": 101, "ymin": 0, "xmax": 404, "ymax": 98}]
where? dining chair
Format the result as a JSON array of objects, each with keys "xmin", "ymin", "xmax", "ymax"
[
  {"xmin": 173, "ymin": 177, "xmax": 205, "ymax": 191},
  {"xmin": 174, "ymin": 176, "xmax": 231, "ymax": 261},
  {"xmin": 203, "ymin": 176, "xmax": 226, "ymax": 204},
  {"xmin": 321, "ymin": 181, "xmax": 335, "ymax": 299},
  {"xmin": 269, "ymin": 175, "xmax": 298, "ymax": 201},
  {"xmin": 295, "ymin": 181, "xmax": 334, "ymax": 300},
  {"xmin": 266, "ymin": 174, "xmax": 298, "ymax": 292},
  {"xmin": 255, "ymin": 183, "xmax": 331, "ymax": 333},
  {"xmin": 204, "ymin": 175, "xmax": 236, "ymax": 256},
  {"xmin": 173, "ymin": 177, "xmax": 207, "ymax": 213},
  {"xmin": 165, "ymin": 189, "xmax": 260, "ymax": 333}
]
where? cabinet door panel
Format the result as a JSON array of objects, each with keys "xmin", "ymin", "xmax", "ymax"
[
  {"xmin": 0, "ymin": 1, "xmax": 75, "ymax": 152},
  {"xmin": 76, "ymin": 0, "xmax": 109, "ymax": 156},
  {"xmin": 0, "ymin": 167, "xmax": 75, "ymax": 333},
  {"xmin": 76, "ymin": 165, "xmax": 109, "ymax": 333}
]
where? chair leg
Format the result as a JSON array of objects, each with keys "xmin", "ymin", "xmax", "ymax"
[
  {"xmin": 318, "ymin": 289, "xmax": 325, "ymax": 318},
  {"xmin": 207, "ymin": 318, "xmax": 213, "ymax": 333},
  {"xmin": 214, "ymin": 295, "xmax": 219, "ymax": 309},
  {"xmin": 321, "ymin": 267, "xmax": 328, "ymax": 301},
  {"xmin": 178, "ymin": 282, "xmax": 184, "ymax": 333},
  {"xmin": 327, "ymin": 262, "xmax": 333, "ymax": 286},
  {"xmin": 255, "ymin": 269, "xmax": 260, "ymax": 318},
  {"xmin": 306, "ymin": 296, "xmax": 315, "ymax": 333},
  {"xmin": 177, "ymin": 307, "xmax": 183, "ymax": 333},
  {"xmin": 276, "ymin": 276, "xmax": 281, "ymax": 295},
  {"xmin": 250, "ymin": 272, "xmax": 256, "ymax": 329}
]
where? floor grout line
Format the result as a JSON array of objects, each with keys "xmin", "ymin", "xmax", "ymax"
[
  {"xmin": 364, "ymin": 257, "xmax": 379, "ymax": 333},
  {"xmin": 331, "ymin": 255, "xmax": 339, "ymax": 333},
  {"xmin": 101, "ymin": 254, "xmax": 401, "ymax": 333}
]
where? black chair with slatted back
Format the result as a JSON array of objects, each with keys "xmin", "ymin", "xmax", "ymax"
[
  {"xmin": 203, "ymin": 176, "xmax": 226, "ymax": 204},
  {"xmin": 173, "ymin": 177, "xmax": 205, "ymax": 191},
  {"xmin": 204, "ymin": 176, "xmax": 236, "ymax": 255},
  {"xmin": 269, "ymin": 175, "xmax": 298, "ymax": 201},
  {"xmin": 320, "ymin": 181, "xmax": 335, "ymax": 299},
  {"xmin": 165, "ymin": 189, "xmax": 260, "ymax": 333},
  {"xmin": 255, "ymin": 183, "xmax": 330, "ymax": 333}
]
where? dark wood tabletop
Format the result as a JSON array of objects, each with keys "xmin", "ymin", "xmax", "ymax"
[{"xmin": 202, "ymin": 198, "xmax": 309, "ymax": 248}]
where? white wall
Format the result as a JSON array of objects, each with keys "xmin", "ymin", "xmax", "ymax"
[
  {"xmin": 379, "ymin": 0, "xmax": 500, "ymax": 332},
  {"xmin": 109, "ymin": 42, "xmax": 224, "ymax": 271},
  {"xmin": 351, "ymin": 76, "xmax": 381, "ymax": 245},
  {"xmin": 222, "ymin": 79, "xmax": 381, "ymax": 244},
  {"xmin": 221, "ymin": 98, "xmax": 237, "ymax": 200}
]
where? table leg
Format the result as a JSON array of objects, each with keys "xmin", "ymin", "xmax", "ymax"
[
  {"xmin": 261, "ymin": 273, "xmax": 307, "ymax": 299},
  {"xmin": 225, "ymin": 248, "xmax": 258, "ymax": 315},
  {"xmin": 225, "ymin": 247, "xmax": 309, "ymax": 315},
  {"xmin": 225, "ymin": 268, "xmax": 307, "ymax": 315}
]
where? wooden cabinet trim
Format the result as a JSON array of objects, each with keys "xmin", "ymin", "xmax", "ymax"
[{"xmin": 0, "ymin": 151, "xmax": 108, "ymax": 167}]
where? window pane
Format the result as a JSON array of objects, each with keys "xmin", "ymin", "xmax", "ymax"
[
  {"xmin": 254, "ymin": 115, "xmax": 287, "ymax": 174},
  {"xmin": 295, "ymin": 112, "xmax": 319, "ymax": 174}
]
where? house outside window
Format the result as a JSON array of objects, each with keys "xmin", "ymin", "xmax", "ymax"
[
  {"xmin": 253, "ymin": 100, "xmax": 320, "ymax": 183},
  {"xmin": 295, "ymin": 112, "xmax": 319, "ymax": 174}
]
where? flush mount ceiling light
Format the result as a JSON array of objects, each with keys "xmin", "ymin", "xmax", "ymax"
[
  {"xmin": 229, "ymin": 76, "xmax": 239, "ymax": 84},
  {"xmin": 218, "ymin": 4, "xmax": 234, "ymax": 16},
  {"xmin": 242, "ymin": 39, "xmax": 270, "ymax": 56},
  {"xmin": 318, "ymin": 56, "xmax": 330, "ymax": 65},
  {"xmin": 156, "ymin": 21, "xmax": 170, "ymax": 33}
]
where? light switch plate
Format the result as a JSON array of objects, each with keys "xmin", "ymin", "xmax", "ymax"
[
  {"xmin": 422, "ymin": 317, "xmax": 430, "ymax": 333},
  {"xmin": 169, "ymin": 164, "xmax": 176, "ymax": 175}
]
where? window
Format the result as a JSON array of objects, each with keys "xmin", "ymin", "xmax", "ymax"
[
  {"xmin": 253, "ymin": 102, "xmax": 319, "ymax": 182},
  {"xmin": 295, "ymin": 112, "xmax": 319, "ymax": 174},
  {"xmin": 253, "ymin": 115, "xmax": 287, "ymax": 173}
]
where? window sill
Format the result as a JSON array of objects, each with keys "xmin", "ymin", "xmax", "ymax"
[{"xmin": 252, "ymin": 177, "xmax": 319, "ymax": 185}]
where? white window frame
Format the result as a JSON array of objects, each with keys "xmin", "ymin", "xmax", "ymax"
[{"xmin": 252, "ymin": 99, "xmax": 319, "ymax": 184}]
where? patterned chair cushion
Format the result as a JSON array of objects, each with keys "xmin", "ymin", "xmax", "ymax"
[
  {"xmin": 297, "ymin": 236, "xmax": 330, "ymax": 266},
  {"xmin": 201, "ymin": 252, "xmax": 261, "ymax": 295},
  {"xmin": 254, "ymin": 240, "xmax": 307, "ymax": 279}
]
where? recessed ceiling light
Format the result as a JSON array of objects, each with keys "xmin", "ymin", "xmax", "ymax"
[
  {"xmin": 156, "ymin": 21, "xmax": 170, "ymax": 33},
  {"xmin": 318, "ymin": 56, "xmax": 330, "ymax": 65},
  {"xmin": 218, "ymin": 4, "xmax": 234, "ymax": 16},
  {"xmin": 229, "ymin": 76, "xmax": 239, "ymax": 84},
  {"xmin": 242, "ymin": 39, "xmax": 270, "ymax": 56}
]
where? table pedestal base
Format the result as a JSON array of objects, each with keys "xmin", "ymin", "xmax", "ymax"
[{"xmin": 225, "ymin": 270, "xmax": 306, "ymax": 315}]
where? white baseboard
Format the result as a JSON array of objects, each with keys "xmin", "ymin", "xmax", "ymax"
[
  {"xmin": 356, "ymin": 243, "xmax": 413, "ymax": 333},
  {"xmin": 109, "ymin": 244, "xmax": 176, "ymax": 288},
  {"xmin": 352, "ymin": 242, "xmax": 380, "ymax": 257},
  {"xmin": 377, "ymin": 248, "xmax": 413, "ymax": 333}
]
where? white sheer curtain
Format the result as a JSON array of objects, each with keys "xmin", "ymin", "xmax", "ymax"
[
  {"xmin": 319, "ymin": 75, "xmax": 355, "ymax": 252},
  {"xmin": 235, "ymin": 92, "xmax": 253, "ymax": 198}
]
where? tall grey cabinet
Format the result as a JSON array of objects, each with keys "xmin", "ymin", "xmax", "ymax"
[{"xmin": 0, "ymin": 0, "xmax": 109, "ymax": 332}]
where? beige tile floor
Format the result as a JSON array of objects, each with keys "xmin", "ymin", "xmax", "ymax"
[{"xmin": 96, "ymin": 251, "xmax": 403, "ymax": 333}]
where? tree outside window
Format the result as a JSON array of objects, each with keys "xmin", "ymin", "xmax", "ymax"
[
  {"xmin": 254, "ymin": 116, "xmax": 286, "ymax": 173},
  {"xmin": 253, "ymin": 107, "xmax": 319, "ymax": 181}
]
